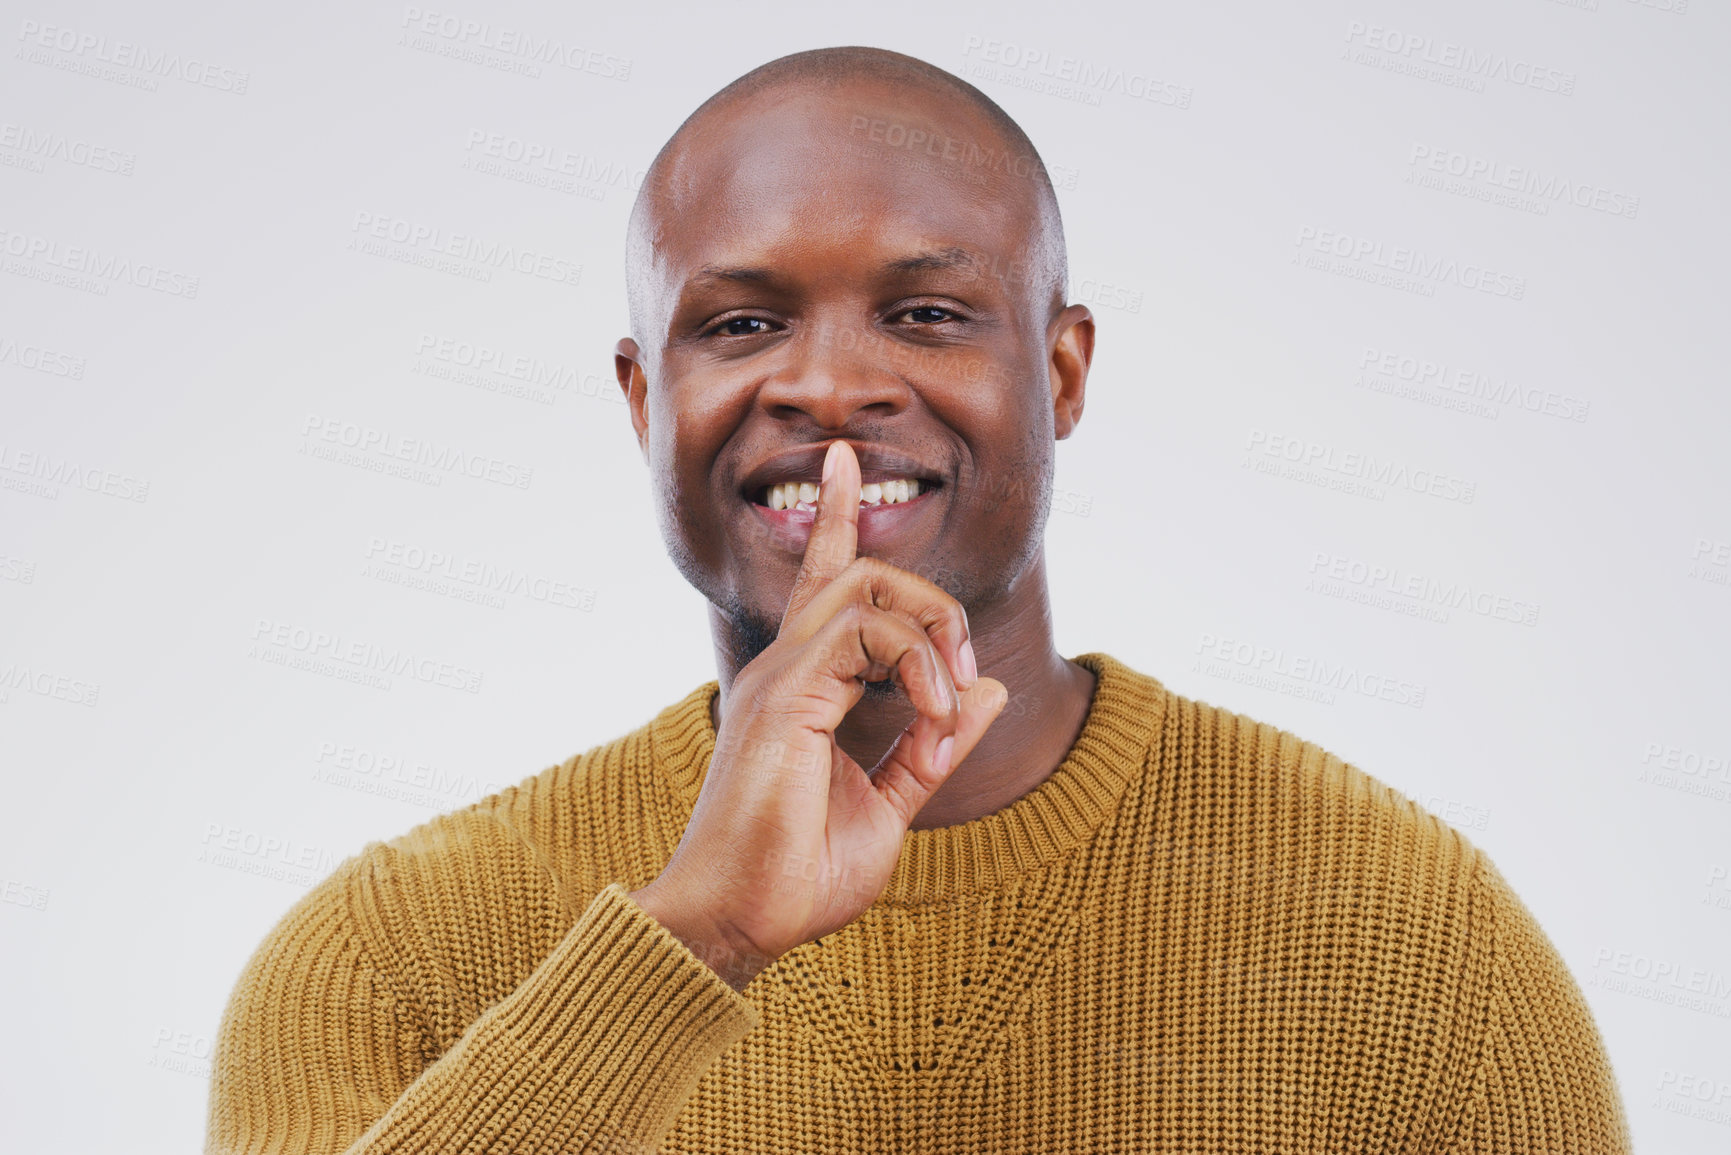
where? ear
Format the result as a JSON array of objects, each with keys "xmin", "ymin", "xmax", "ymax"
[
  {"xmin": 615, "ymin": 337, "xmax": 651, "ymax": 462},
  {"xmin": 1047, "ymin": 304, "xmax": 1094, "ymax": 441}
]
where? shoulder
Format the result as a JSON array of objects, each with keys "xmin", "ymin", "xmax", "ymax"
[
  {"xmin": 1132, "ymin": 677, "xmax": 1629, "ymax": 1147},
  {"xmin": 1114, "ymin": 669, "xmax": 1490, "ymax": 985},
  {"xmin": 1127, "ymin": 683, "xmax": 1510, "ymax": 1105},
  {"xmin": 1156, "ymin": 681, "xmax": 1482, "ymax": 880},
  {"xmin": 1083, "ymin": 653, "xmax": 1441, "ymax": 827}
]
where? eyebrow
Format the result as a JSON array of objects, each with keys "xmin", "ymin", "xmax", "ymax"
[
  {"xmin": 881, "ymin": 247, "xmax": 979, "ymax": 276},
  {"xmin": 691, "ymin": 265, "xmax": 776, "ymax": 286}
]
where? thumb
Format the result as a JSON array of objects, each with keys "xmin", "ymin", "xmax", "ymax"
[{"xmin": 868, "ymin": 676, "xmax": 1009, "ymax": 827}]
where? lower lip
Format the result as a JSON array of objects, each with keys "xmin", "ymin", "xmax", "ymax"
[{"xmin": 745, "ymin": 488, "xmax": 942, "ymax": 553}]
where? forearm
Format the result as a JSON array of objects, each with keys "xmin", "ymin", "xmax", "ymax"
[{"xmin": 208, "ymin": 883, "xmax": 758, "ymax": 1155}]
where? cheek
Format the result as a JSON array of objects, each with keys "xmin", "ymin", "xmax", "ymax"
[
  {"xmin": 646, "ymin": 381, "xmax": 724, "ymax": 486},
  {"xmin": 943, "ymin": 360, "xmax": 1047, "ymax": 448}
]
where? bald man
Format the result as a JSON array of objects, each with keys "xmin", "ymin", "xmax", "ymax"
[{"xmin": 207, "ymin": 48, "xmax": 1630, "ymax": 1154}]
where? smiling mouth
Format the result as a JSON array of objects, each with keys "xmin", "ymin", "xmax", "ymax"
[{"xmin": 748, "ymin": 477, "xmax": 943, "ymax": 511}]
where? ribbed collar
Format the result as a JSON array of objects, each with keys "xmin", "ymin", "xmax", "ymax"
[{"xmin": 647, "ymin": 652, "xmax": 1168, "ymax": 906}]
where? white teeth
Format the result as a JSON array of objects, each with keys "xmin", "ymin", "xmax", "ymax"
[{"xmin": 760, "ymin": 477, "xmax": 926, "ymax": 508}]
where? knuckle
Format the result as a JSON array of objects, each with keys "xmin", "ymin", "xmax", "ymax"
[
  {"xmin": 852, "ymin": 555, "xmax": 889, "ymax": 577},
  {"xmin": 836, "ymin": 599, "xmax": 866, "ymax": 631},
  {"xmin": 913, "ymin": 592, "xmax": 964, "ymax": 641},
  {"xmin": 856, "ymin": 555, "xmax": 954, "ymax": 615},
  {"xmin": 850, "ymin": 555, "xmax": 892, "ymax": 593},
  {"xmin": 934, "ymin": 601, "xmax": 967, "ymax": 636},
  {"xmin": 829, "ymin": 601, "xmax": 871, "ymax": 653}
]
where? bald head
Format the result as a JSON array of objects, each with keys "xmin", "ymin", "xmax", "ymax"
[
  {"xmin": 610, "ymin": 46, "xmax": 1097, "ymax": 677},
  {"xmin": 625, "ymin": 46, "xmax": 1070, "ymax": 346}
]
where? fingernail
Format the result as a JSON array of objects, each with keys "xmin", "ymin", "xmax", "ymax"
[
  {"xmin": 822, "ymin": 441, "xmax": 841, "ymax": 485},
  {"xmin": 934, "ymin": 735, "xmax": 955, "ymax": 776},
  {"xmin": 959, "ymin": 639, "xmax": 978, "ymax": 686}
]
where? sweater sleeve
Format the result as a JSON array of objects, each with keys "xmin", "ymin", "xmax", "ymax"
[
  {"xmin": 205, "ymin": 865, "xmax": 758, "ymax": 1155},
  {"xmin": 1443, "ymin": 856, "xmax": 1631, "ymax": 1155}
]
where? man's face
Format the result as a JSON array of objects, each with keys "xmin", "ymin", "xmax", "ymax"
[{"xmin": 619, "ymin": 81, "xmax": 1089, "ymax": 657}]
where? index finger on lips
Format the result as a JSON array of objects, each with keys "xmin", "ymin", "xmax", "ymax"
[{"xmin": 782, "ymin": 440, "xmax": 859, "ymax": 631}]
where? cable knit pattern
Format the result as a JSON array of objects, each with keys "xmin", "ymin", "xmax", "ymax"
[{"xmin": 206, "ymin": 652, "xmax": 1630, "ymax": 1153}]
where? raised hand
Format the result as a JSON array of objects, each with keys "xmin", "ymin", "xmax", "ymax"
[{"xmin": 631, "ymin": 440, "xmax": 1008, "ymax": 989}]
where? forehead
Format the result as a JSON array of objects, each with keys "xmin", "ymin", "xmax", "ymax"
[{"xmin": 647, "ymin": 82, "xmax": 1044, "ymax": 292}]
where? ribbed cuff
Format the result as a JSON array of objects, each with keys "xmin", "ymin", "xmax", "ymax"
[{"xmin": 480, "ymin": 883, "xmax": 759, "ymax": 1145}]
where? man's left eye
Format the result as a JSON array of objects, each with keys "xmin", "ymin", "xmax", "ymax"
[{"xmin": 905, "ymin": 307, "xmax": 953, "ymax": 323}]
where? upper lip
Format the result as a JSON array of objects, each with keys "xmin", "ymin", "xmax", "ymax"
[{"xmin": 739, "ymin": 441, "xmax": 946, "ymax": 500}]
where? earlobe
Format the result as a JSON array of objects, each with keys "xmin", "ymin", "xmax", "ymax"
[
  {"xmin": 1049, "ymin": 306, "xmax": 1094, "ymax": 441},
  {"xmin": 614, "ymin": 338, "xmax": 651, "ymax": 460}
]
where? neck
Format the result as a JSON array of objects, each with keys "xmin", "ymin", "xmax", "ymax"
[{"xmin": 707, "ymin": 550, "xmax": 1098, "ymax": 829}]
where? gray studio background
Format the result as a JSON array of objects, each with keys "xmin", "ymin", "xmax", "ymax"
[{"xmin": 3, "ymin": 1, "xmax": 1728, "ymax": 1151}]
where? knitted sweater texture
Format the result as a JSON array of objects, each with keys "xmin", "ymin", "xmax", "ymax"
[{"xmin": 206, "ymin": 652, "xmax": 1630, "ymax": 1153}]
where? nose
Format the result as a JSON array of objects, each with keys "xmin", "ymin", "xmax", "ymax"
[{"xmin": 754, "ymin": 324, "xmax": 911, "ymax": 429}]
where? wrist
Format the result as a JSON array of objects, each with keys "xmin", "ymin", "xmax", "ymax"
[{"xmin": 628, "ymin": 881, "xmax": 774, "ymax": 993}]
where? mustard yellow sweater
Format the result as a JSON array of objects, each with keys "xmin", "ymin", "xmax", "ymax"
[{"xmin": 206, "ymin": 652, "xmax": 1630, "ymax": 1153}]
